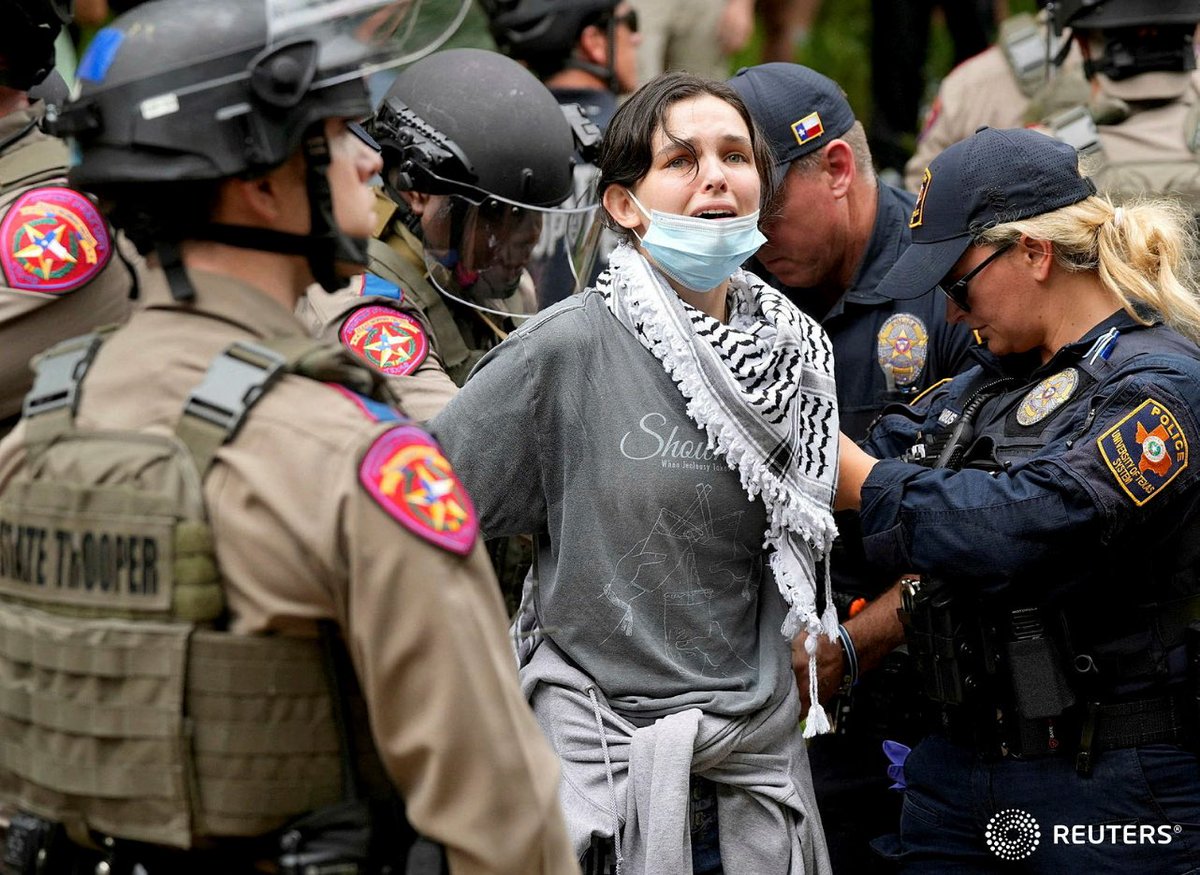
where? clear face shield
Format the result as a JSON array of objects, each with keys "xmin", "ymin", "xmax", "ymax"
[
  {"xmin": 420, "ymin": 190, "xmax": 601, "ymax": 318},
  {"xmin": 266, "ymin": 0, "xmax": 473, "ymax": 78}
]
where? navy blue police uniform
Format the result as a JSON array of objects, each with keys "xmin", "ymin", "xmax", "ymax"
[
  {"xmin": 861, "ymin": 312, "xmax": 1200, "ymax": 872},
  {"xmin": 859, "ymin": 126, "xmax": 1200, "ymax": 873},
  {"xmin": 757, "ymin": 180, "xmax": 975, "ymax": 442},
  {"xmin": 729, "ymin": 62, "xmax": 977, "ymax": 875}
]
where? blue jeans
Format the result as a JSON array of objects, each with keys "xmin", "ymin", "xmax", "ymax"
[
  {"xmin": 872, "ymin": 735, "xmax": 1200, "ymax": 873},
  {"xmin": 690, "ymin": 775, "xmax": 723, "ymax": 875}
]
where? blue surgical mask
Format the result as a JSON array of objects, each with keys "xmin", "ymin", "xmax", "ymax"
[{"xmin": 628, "ymin": 192, "xmax": 767, "ymax": 292}]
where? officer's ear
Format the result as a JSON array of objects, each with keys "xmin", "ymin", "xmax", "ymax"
[
  {"xmin": 400, "ymin": 190, "xmax": 433, "ymax": 217},
  {"xmin": 578, "ymin": 22, "xmax": 608, "ymax": 66},
  {"xmin": 217, "ymin": 160, "xmax": 300, "ymax": 226},
  {"xmin": 823, "ymin": 139, "xmax": 855, "ymax": 200},
  {"xmin": 1019, "ymin": 234, "xmax": 1054, "ymax": 280}
]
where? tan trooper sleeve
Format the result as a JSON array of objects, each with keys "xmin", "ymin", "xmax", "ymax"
[
  {"xmin": 340, "ymin": 425, "xmax": 578, "ymax": 875},
  {"xmin": 297, "ymin": 284, "xmax": 459, "ymax": 422},
  {"xmin": 905, "ymin": 47, "xmax": 1030, "ymax": 192}
]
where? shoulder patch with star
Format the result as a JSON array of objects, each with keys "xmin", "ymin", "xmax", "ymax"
[
  {"xmin": 1, "ymin": 186, "xmax": 112, "ymax": 294},
  {"xmin": 1096, "ymin": 398, "xmax": 1188, "ymax": 506},
  {"xmin": 359, "ymin": 425, "xmax": 477, "ymax": 555},
  {"xmin": 339, "ymin": 305, "xmax": 429, "ymax": 376}
]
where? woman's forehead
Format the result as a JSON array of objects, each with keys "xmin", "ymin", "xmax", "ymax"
[{"xmin": 653, "ymin": 94, "xmax": 750, "ymax": 147}]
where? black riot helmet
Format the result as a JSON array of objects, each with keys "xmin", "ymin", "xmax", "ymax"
[
  {"xmin": 0, "ymin": 0, "xmax": 73, "ymax": 90},
  {"xmin": 53, "ymin": 0, "xmax": 467, "ymax": 297},
  {"xmin": 369, "ymin": 48, "xmax": 599, "ymax": 316},
  {"xmin": 1049, "ymin": 0, "xmax": 1200, "ymax": 78},
  {"xmin": 481, "ymin": 0, "xmax": 619, "ymax": 86}
]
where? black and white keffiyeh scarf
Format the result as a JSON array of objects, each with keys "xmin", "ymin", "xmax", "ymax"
[{"xmin": 599, "ymin": 242, "xmax": 841, "ymax": 735}]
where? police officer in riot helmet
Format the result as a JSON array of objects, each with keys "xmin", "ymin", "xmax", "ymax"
[
  {"xmin": 0, "ymin": 1, "xmax": 576, "ymax": 872},
  {"xmin": 482, "ymin": 0, "xmax": 641, "ymax": 127},
  {"xmin": 1050, "ymin": 0, "xmax": 1200, "ymax": 80},
  {"xmin": 299, "ymin": 47, "xmax": 594, "ymax": 408}
]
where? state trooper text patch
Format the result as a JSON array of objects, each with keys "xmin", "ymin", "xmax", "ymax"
[
  {"xmin": 359, "ymin": 426, "xmax": 477, "ymax": 555},
  {"xmin": 1097, "ymin": 398, "xmax": 1188, "ymax": 506},
  {"xmin": 876, "ymin": 313, "xmax": 928, "ymax": 388},
  {"xmin": 339, "ymin": 305, "xmax": 428, "ymax": 376},
  {"xmin": 1017, "ymin": 368, "xmax": 1078, "ymax": 426},
  {"xmin": 1, "ymin": 187, "xmax": 112, "ymax": 294}
]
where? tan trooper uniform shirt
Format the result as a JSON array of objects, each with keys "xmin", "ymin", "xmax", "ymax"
[
  {"xmin": 0, "ymin": 105, "xmax": 137, "ymax": 428},
  {"xmin": 905, "ymin": 45, "xmax": 1032, "ymax": 191},
  {"xmin": 0, "ymin": 267, "xmax": 577, "ymax": 875}
]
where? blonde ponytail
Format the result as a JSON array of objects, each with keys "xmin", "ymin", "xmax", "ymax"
[{"xmin": 976, "ymin": 195, "xmax": 1200, "ymax": 343}]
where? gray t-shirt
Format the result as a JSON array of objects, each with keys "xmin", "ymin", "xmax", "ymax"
[{"xmin": 431, "ymin": 290, "xmax": 788, "ymax": 720}]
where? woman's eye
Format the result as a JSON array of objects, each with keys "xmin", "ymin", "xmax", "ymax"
[
  {"xmin": 666, "ymin": 155, "xmax": 691, "ymax": 169},
  {"xmin": 727, "ymin": 152, "xmax": 749, "ymax": 164}
]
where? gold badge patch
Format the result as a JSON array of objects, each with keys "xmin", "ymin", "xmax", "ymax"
[
  {"xmin": 1097, "ymin": 398, "xmax": 1189, "ymax": 506},
  {"xmin": 876, "ymin": 313, "xmax": 929, "ymax": 388},
  {"xmin": 1017, "ymin": 368, "xmax": 1078, "ymax": 426}
]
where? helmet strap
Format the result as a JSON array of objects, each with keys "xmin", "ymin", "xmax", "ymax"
[
  {"xmin": 301, "ymin": 123, "xmax": 369, "ymax": 293},
  {"xmin": 182, "ymin": 125, "xmax": 370, "ymax": 296}
]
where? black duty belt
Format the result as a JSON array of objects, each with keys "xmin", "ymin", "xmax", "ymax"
[{"xmin": 944, "ymin": 690, "xmax": 1192, "ymax": 772}]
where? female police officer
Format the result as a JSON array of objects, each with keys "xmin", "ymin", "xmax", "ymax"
[
  {"xmin": 838, "ymin": 127, "xmax": 1200, "ymax": 872},
  {"xmin": 0, "ymin": 2, "xmax": 576, "ymax": 872}
]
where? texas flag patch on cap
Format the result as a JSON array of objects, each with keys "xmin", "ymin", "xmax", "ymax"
[
  {"xmin": 359, "ymin": 425, "xmax": 478, "ymax": 555},
  {"xmin": 791, "ymin": 111, "xmax": 825, "ymax": 146}
]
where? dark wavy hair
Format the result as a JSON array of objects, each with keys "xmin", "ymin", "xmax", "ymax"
[{"xmin": 597, "ymin": 71, "xmax": 777, "ymax": 240}]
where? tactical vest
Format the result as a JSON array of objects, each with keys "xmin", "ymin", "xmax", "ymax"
[
  {"xmin": 0, "ymin": 331, "xmax": 396, "ymax": 851},
  {"xmin": 999, "ymin": 13, "xmax": 1060, "ymax": 99},
  {"xmin": 1043, "ymin": 77, "xmax": 1200, "ymax": 213}
]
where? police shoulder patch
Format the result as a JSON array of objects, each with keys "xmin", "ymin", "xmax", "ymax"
[
  {"xmin": 1097, "ymin": 398, "xmax": 1189, "ymax": 506},
  {"xmin": 359, "ymin": 425, "xmax": 478, "ymax": 555},
  {"xmin": 1017, "ymin": 368, "xmax": 1078, "ymax": 426},
  {"xmin": 876, "ymin": 313, "xmax": 929, "ymax": 388},
  {"xmin": 339, "ymin": 305, "xmax": 429, "ymax": 377},
  {"xmin": 1, "ymin": 186, "xmax": 113, "ymax": 295}
]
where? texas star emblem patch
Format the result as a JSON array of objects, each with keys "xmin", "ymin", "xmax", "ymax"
[
  {"xmin": 876, "ymin": 313, "xmax": 928, "ymax": 388},
  {"xmin": 1097, "ymin": 398, "xmax": 1188, "ymax": 506},
  {"xmin": 339, "ymin": 305, "xmax": 428, "ymax": 376},
  {"xmin": 359, "ymin": 425, "xmax": 477, "ymax": 555},
  {"xmin": 1, "ymin": 187, "xmax": 112, "ymax": 294},
  {"xmin": 1017, "ymin": 368, "xmax": 1078, "ymax": 426}
]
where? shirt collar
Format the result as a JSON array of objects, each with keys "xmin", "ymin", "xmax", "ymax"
[
  {"xmin": 841, "ymin": 182, "xmax": 917, "ymax": 306},
  {"xmin": 141, "ymin": 266, "xmax": 313, "ymax": 340}
]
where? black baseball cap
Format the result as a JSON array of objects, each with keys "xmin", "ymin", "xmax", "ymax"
[
  {"xmin": 877, "ymin": 127, "xmax": 1096, "ymax": 301},
  {"xmin": 727, "ymin": 63, "xmax": 856, "ymax": 178}
]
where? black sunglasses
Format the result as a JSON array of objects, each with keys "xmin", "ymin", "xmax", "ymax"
[{"xmin": 938, "ymin": 242, "xmax": 1013, "ymax": 313}]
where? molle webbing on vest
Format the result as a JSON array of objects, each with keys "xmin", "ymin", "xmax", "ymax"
[
  {"xmin": 0, "ymin": 603, "xmax": 342, "ymax": 848},
  {"xmin": 0, "ymin": 333, "xmax": 396, "ymax": 847}
]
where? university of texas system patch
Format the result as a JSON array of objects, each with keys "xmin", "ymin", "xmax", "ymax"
[{"xmin": 1097, "ymin": 398, "xmax": 1188, "ymax": 506}]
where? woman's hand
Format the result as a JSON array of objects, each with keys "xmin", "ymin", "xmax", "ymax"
[{"xmin": 836, "ymin": 432, "xmax": 878, "ymax": 511}]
